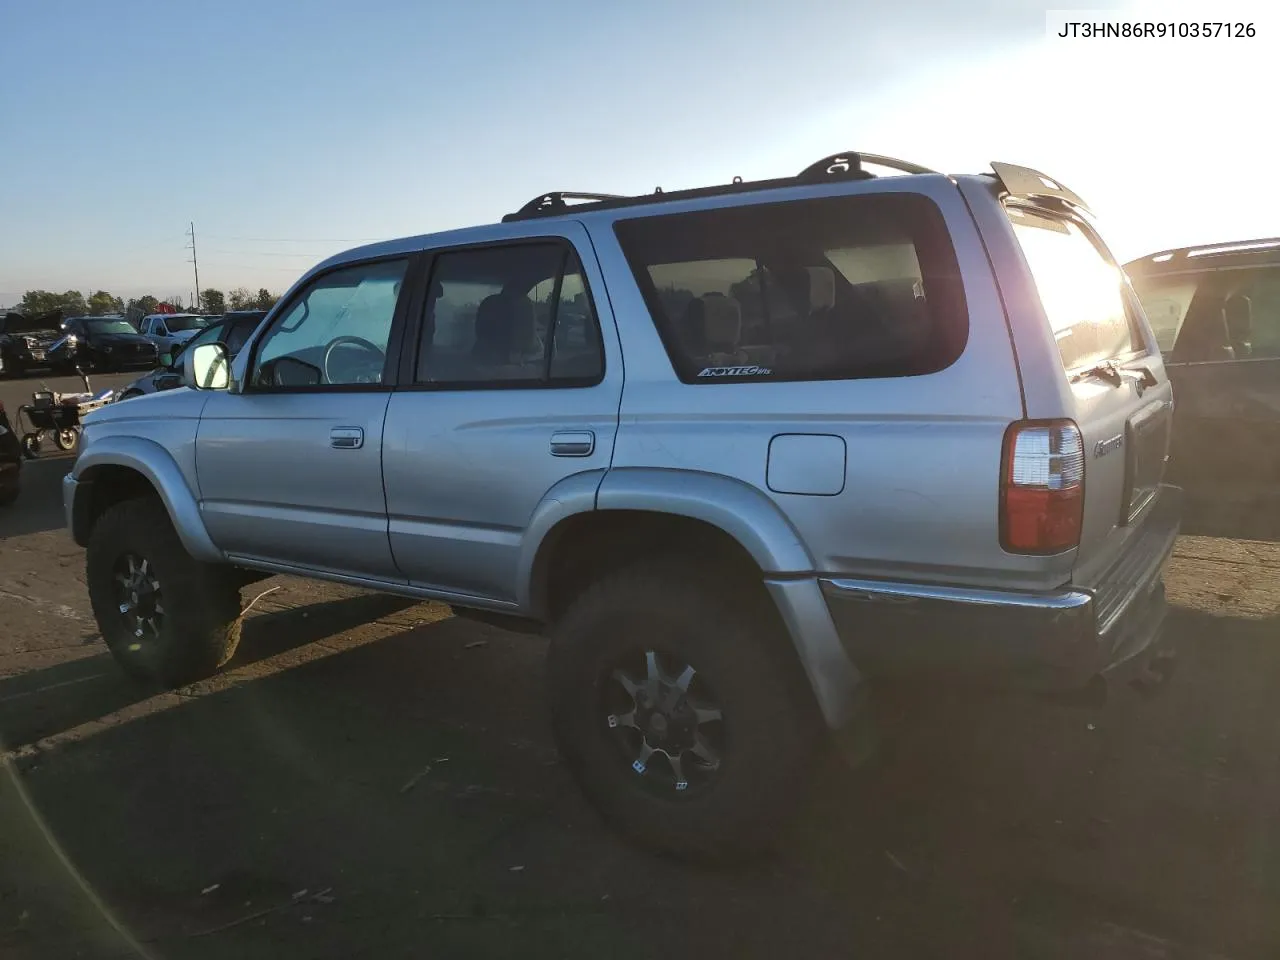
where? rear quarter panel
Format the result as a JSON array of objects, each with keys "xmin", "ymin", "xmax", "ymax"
[
  {"xmin": 589, "ymin": 177, "xmax": 1071, "ymax": 592},
  {"xmin": 955, "ymin": 176, "xmax": 1175, "ymax": 589}
]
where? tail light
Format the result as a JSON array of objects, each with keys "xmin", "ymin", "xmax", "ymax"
[{"xmin": 1000, "ymin": 420, "xmax": 1084, "ymax": 554}]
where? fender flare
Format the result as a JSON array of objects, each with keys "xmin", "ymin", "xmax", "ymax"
[
  {"xmin": 516, "ymin": 467, "xmax": 815, "ymax": 611},
  {"xmin": 517, "ymin": 468, "xmax": 859, "ymax": 729},
  {"xmin": 594, "ymin": 467, "xmax": 815, "ymax": 571},
  {"xmin": 73, "ymin": 436, "xmax": 224, "ymax": 563}
]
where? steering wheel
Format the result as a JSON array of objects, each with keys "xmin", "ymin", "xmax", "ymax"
[{"xmin": 322, "ymin": 336, "xmax": 385, "ymax": 384}]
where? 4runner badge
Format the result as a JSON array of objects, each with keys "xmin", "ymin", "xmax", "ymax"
[
  {"xmin": 1094, "ymin": 434, "xmax": 1124, "ymax": 458},
  {"xmin": 696, "ymin": 365, "xmax": 773, "ymax": 377}
]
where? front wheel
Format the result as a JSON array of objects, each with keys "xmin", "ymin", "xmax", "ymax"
[
  {"xmin": 548, "ymin": 560, "xmax": 821, "ymax": 862},
  {"xmin": 86, "ymin": 496, "xmax": 243, "ymax": 686}
]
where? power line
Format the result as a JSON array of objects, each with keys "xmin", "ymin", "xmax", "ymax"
[
  {"xmin": 199, "ymin": 235, "xmax": 387, "ymax": 244},
  {"xmin": 202, "ymin": 249, "xmax": 331, "ymax": 258}
]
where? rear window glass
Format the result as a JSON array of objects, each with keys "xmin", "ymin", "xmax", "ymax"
[
  {"xmin": 613, "ymin": 193, "xmax": 968, "ymax": 383},
  {"xmin": 1008, "ymin": 207, "xmax": 1142, "ymax": 372}
]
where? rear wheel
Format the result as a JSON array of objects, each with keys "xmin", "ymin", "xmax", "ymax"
[
  {"xmin": 54, "ymin": 428, "xmax": 78, "ymax": 451},
  {"xmin": 20, "ymin": 433, "xmax": 40, "ymax": 459},
  {"xmin": 86, "ymin": 496, "xmax": 243, "ymax": 686},
  {"xmin": 548, "ymin": 560, "xmax": 821, "ymax": 862}
]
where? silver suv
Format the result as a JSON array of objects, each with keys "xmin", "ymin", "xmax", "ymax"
[{"xmin": 64, "ymin": 152, "xmax": 1181, "ymax": 861}]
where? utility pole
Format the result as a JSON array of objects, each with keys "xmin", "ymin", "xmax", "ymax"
[{"xmin": 186, "ymin": 222, "xmax": 201, "ymax": 312}]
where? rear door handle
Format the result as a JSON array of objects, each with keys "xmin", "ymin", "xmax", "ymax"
[
  {"xmin": 550, "ymin": 430, "xmax": 595, "ymax": 457},
  {"xmin": 330, "ymin": 426, "xmax": 364, "ymax": 449}
]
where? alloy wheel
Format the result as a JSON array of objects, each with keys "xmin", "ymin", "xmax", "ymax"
[
  {"xmin": 603, "ymin": 650, "xmax": 725, "ymax": 795},
  {"xmin": 113, "ymin": 553, "xmax": 164, "ymax": 650}
]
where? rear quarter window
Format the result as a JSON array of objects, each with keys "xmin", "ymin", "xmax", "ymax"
[{"xmin": 613, "ymin": 193, "xmax": 968, "ymax": 384}]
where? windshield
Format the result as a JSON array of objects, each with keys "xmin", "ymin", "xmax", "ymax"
[
  {"xmin": 165, "ymin": 315, "xmax": 212, "ymax": 332},
  {"xmin": 174, "ymin": 322, "xmax": 225, "ymax": 357},
  {"xmin": 84, "ymin": 319, "xmax": 136, "ymax": 335}
]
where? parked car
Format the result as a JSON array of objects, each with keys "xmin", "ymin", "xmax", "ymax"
[
  {"xmin": 49, "ymin": 316, "xmax": 159, "ymax": 372},
  {"xmin": 65, "ymin": 152, "xmax": 1181, "ymax": 862},
  {"xmin": 137, "ymin": 313, "xmax": 213, "ymax": 354},
  {"xmin": 0, "ymin": 399, "xmax": 21, "ymax": 505},
  {"xmin": 1125, "ymin": 238, "xmax": 1280, "ymax": 526},
  {"xmin": 0, "ymin": 310, "xmax": 63, "ymax": 377},
  {"xmin": 116, "ymin": 311, "xmax": 266, "ymax": 399}
]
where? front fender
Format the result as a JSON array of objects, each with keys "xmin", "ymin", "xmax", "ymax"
[{"xmin": 71, "ymin": 436, "xmax": 224, "ymax": 562}]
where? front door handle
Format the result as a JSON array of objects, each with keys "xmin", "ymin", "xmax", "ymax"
[
  {"xmin": 330, "ymin": 426, "xmax": 364, "ymax": 449},
  {"xmin": 550, "ymin": 430, "xmax": 595, "ymax": 457}
]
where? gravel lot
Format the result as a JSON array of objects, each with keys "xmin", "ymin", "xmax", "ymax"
[{"xmin": 2, "ymin": 370, "xmax": 1279, "ymax": 959}]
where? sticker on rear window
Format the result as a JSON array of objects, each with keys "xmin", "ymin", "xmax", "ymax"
[{"xmin": 696, "ymin": 365, "xmax": 773, "ymax": 378}]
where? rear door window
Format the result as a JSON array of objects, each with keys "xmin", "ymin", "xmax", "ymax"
[
  {"xmin": 613, "ymin": 193, "xmax": 968, "ymax": 383},
  {"xmin": 1007, "ymin": 207, "xmax": 1144, "ymax": 373}
]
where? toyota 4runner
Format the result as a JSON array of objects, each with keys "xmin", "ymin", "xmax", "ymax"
[{"xmin": 64, "ymin": 152, "xmax": 1182, "ymax": 861}]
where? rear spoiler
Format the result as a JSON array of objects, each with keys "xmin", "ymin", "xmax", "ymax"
[{"xmin": 990, "ymin": 161, "xmax": 1092, "ymax": 216}]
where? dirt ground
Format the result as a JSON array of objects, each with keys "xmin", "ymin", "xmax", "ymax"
[{"xmin": 1, "ymin": 371, "xmax": 1279, "ymax": 959}]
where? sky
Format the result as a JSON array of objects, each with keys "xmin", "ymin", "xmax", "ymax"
[{"xmin": 1, "ymin": 0, "xmax": 1276, "ymax": 306}]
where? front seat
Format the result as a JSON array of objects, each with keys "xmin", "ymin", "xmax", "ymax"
[
  {"xmin": 1172, "ymin": 294, "xmax": 1235, "ymax": 363},
  {"xmin": 471, "ymin": 292, "xmax": 541, "ymax": 375}
]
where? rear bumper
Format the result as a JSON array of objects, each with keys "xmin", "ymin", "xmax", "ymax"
[{"xmin": 820, "ymin": 484, "xmax": 1183, "ymax": 690}]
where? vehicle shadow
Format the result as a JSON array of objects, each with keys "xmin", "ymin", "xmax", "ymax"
[
  {"xmin": 1, "ymin": 600, "xmax": 1276, "ymax": 959},
  {"xmin": 1180, "ymin": 494, "xmax": 1280, "ymax": 542},
  {"xmin": 0, "ymin": 591, "xmax": 419, "ymax": 756},
  {"xmin": 787, "ymin": 603, "xmax": 1280, "ymax": 957},
  {"xmin": 0, "ymin": 455, "xmax": 77, "ymax": 539}
]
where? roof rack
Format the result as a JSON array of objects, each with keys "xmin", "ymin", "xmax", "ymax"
[
  {"xmin": 501, "ymin": 150, "xmax": 939, "ymax": 222},
  {"xmin": 505, "ymin": 192, "xmax": 626, "ymax": 221},
  {"xmin": 1151, "ymin": 237, "xmax": 1280, "ymax": 262}
]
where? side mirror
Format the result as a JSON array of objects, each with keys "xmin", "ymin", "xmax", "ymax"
[{"xmin": 186, "ymin": 342, "xmax": 230, "ymax": 390}]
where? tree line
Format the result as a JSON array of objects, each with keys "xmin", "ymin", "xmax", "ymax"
[{"xmin": 14, "ymin": 287, "xmax": 280, "ymax": 319}]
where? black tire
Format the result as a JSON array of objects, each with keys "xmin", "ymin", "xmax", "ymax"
[
  {"xmin": 54, "ymin": 428, "xmax": 78, "ymax": 451},
  {"xmin": 86, "ymin": 496, "xmax": 243, "ymax": 686},
  {"xmin": 20, "ymin": 433, "xmax": 40, "ymax": 459},
  {"xmin": 548, "ymin": 559, "xmax": 822, "ymax": 863}
]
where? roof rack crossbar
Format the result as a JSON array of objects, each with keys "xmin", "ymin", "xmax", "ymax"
[{"xmin": 503, "ymin": 191, "xmax": 626, "ymax": 222}]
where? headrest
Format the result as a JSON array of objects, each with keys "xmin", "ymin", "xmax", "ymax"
[
  {"xmin": 1224, "ymin": 294, "xmax": 1252, "ymax": 337},
  {"xmin": 700, "ymin": 293, "xmax": 741, "ymax": 348},
  {"xmin": 473, "ymin": 292, "xmax": 538, "ymax": 361},
  {"xmin": 808, "ymin": 267, "xmax": 836, "ymax": 312}
]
